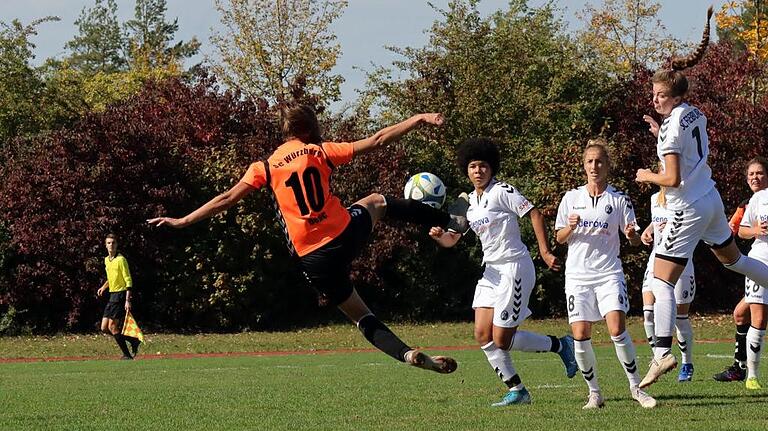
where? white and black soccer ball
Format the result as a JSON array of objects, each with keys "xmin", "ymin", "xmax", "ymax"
[{"xmin": 403, "ymin": 172, "xmax": 446, "ymax": 209}]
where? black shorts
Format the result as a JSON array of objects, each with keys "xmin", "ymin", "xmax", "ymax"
[
  {"xmin": 299, "ymin": 205, "xmax": 373, "ymax": 306},
  {"xmin": 103, "ymin": 291, "xmax": 127, "ymax": 320}
]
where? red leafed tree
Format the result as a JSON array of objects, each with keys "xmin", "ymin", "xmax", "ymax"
[{"xmin": 0, "ymin": 73, "xmax": 414, "ymax": 331}]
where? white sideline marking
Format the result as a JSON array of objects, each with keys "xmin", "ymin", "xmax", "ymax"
[{"xmin": 705, "ymin": 354, "xmax": 733, "ymax": 359}]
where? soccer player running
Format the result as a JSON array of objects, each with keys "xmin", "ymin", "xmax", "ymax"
[
  {"xmin": 713, "ymin": 157, "xmax": 768, "ymax": 383},
  {"xmin": 636, "ymin": 7, "xmax": 768, "ymax": 388},
  {"xmin": 556, "ymin": 140, "xmax": 656, "ymax": 409},
  {"xmin": 428, "ymin": 137, "xmax": 577, "ymax": 406},
  {"xmin": 97, "ymin": 233, "xmax": 140, "ymax": 360},
  {"xmin": 639, "ymin": 186, "xmax": 697, "ymax": 382},
  {"xmin": 148, "ymin": 104, "xmax": 468, "ymax": 373}
]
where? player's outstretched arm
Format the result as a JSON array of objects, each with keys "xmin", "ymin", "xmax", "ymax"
[
  {"xmin": 528, "ymin": 208, "xmax": 561, "ymax": 271},
  {"xmin": 352, "ymin": 113, "xmax": 444, "ymax": 155},
  {"xmin": 147, "ymin": 182, "xmax": 255, "ymax": 229}
]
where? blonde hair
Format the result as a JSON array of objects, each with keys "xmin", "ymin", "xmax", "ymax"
[{"xmin": 584, "ymin": 138, "xmax": 611, "ymax": 163}]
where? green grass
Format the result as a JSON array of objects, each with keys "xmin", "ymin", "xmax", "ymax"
[
  {"xmin": 0, "ymin": 316, "xmax": 738, "ymax": 359},
  {"xmin": 0, "ymin": 318, "xmax": 764, "ymax": 430}
]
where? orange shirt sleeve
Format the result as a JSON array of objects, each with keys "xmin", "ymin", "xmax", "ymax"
[
  {"xmin": 729, "ymin": 205, "xmax": 746, "ymax": 236},
  {"xmin": 240, "ymin": 162, "xmax": 268, "ymax": 189},
  {"xmin": 322, "ymin": 142, "xmax": 354, "ymax": 166}
]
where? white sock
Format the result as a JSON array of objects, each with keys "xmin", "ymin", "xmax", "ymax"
[
  {"xmin": 746, "ymin": 326, "xmax": 766, "ymax": 380},
  {"xmin": 611, "ymin": 331, "xmax": 641, "ymax": 388},
  {"xmin": 676, "ymin": 315, "xmax": 694, "ymax": 365},
  {"xmin": 643, "ymin": 306, "xmax": 656, "ymax": 349},
  {"xmin": 510, "ymin": 330, "xmax": 552, "ymax": 352},
  {"xmin": 651, "ymin": 277, "xmax": 676, "ymax": 359},
  {"xmin": 574, "ymin": 338, "xmax": 600, "ymax": 393},
  {"xmin": 726, "ymin": 254, "xmax": 768, "ymax": 287},
  {"xmin": 481, "ymin": 341, "xmax": 520, "ymax": 388}
]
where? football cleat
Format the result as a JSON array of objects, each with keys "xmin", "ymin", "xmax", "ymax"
[
  {"xmin": 746, "ymin": 377, "xmax": 763, "ymax": 390},
  {"xmin": 639, "ymin": 353, "xmax": 677, "ymax": 388},
  {"xmin": 677, "ymin": 363, "xmax": 694, "ymax": 382},
  {"xmin": 713, "ymin": 363, "xmax": 746, "ymax": 382},
  {"xmin": 582, "ymin": 391, "xmax": 605, "ymax": 409},
  {"xmin": 631, "ymin": 386, "xmax": 657, "ymax": 408},
  {"xmin": 445, "ymin": 193, "xmax": 470, "ymax": 233},
  {"xmin": 405, "ymin": 350, "xmax": 457, "ymax": 374},
  {"xmin": 558, "ymin": 335, "xmax": 578, "ymax": 378},
  {"xmin": 492, "ymin": 387, "xmax": 532, "ymax": 406}
]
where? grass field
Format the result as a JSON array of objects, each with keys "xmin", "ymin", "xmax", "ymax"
[{"xmin": 0, "ymin": 318, "xmax": 765, "ymax": 430}]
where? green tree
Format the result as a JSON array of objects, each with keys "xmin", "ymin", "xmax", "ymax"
[
  {"xmin": 576, "ymin": 0, "xmax": 681, "ymax": 76},
  {"xmin": 210, "ymin": 0, "xmax": 347, "ymax": 104},
  {"xmin": 124, "ymin": 0, "xmax": 200, "ymax": 68},
  {"xmin": 362, "ymin": 0, "xmax": 612, "ymax": 315},
  {"xmin": 0, "ymin": 17, "xmax": 59, "ymax": 146},
  {"xmin": 65, "ymin": 0, "xmax": 126, "ymax": 74}
]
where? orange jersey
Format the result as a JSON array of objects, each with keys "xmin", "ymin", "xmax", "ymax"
[{"xmin": 240, "ymin": 140, "xmax": 355, "ymax": 256}]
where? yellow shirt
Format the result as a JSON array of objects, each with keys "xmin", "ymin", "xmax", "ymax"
[{"xmin": 104, "ymin": 254, "xmax": 132, "ymax": 293}]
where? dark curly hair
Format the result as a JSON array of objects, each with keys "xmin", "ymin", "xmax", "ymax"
[{"xmin": 456, "ymin": 137, "xmax": 500, "ymax": 176}]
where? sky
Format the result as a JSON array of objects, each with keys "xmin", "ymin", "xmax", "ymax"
[{"xmin": 1, "ymin": 0, "xmax": 733, "ymax": 110}]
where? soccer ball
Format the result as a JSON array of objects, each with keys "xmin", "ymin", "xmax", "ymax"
[{"xmin": 403, "ymin": 172, "xmax": 446, "ymax": 209}]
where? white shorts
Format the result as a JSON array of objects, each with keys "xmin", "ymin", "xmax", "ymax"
[
  {"xmin": 565, "ymin": 275, "xmax": 629, "ymax": 323},
  {"xmin": 641, "ymin": 255, "xmax": 696, "ymax": 305},
  {"xmin": 745, "ymin": 251, "xmax": 768, "ymax": 305},
  {"xmin": 472, "ymin": 258, "xmax": 536, "ymax": 328},
  {"xmin": 744, "ymin": 278, "xmax": 768, "ymax": 305},
  {"xmin": 656, "ymin": 188, "xmax": 732, "ymax": 260}
]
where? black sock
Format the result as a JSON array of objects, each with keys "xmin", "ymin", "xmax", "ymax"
[
  {"xmin": 656, "ymin": 336, "xmax": 673, "ymax": 349},
  {"xmin": 548, "ymin": 335, "xmax": 561, "ymax": 353},
  {"xmin": 357, "ymin": 314, "xmax": 411, "ymax": 362},
  {"xmin": 384, "ymin": 197, "xmax": 450, "ymax": 228},
  {"xmin": 113, "ymin": 334, "xmax": 132, "ymax": 357},
  {"xmin": 504, "ymin": 374, "xmax": 522, "ymax": 389},
  {"xmin": 736, "ymin": 323, "xmax": 749, "ymax": 365},
  {"xmin": 126, "ymin": 336, "xmax": 140, "ymax": 353}
]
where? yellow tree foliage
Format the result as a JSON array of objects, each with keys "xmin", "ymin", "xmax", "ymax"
[
  {"xmin": 716, "ymin": 0, "xmax": 768, "ymax": 61},
  {"xmin": 577, "ymin": 0, "xmax": 680, "ymax": 76},
  {"xmin": 210, "ymin": 0, "xmax": 347, "ymax": 105}
]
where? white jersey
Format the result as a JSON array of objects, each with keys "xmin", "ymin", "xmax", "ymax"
[
  {"xmin": 742, "ymin": 189, "xmax": 768, "ymax": 262},
  {"xmin": 657, "ymin": 103, "xmax": 715, "ymax": 209},
  {"xmin": 648, "ymin": 192, "xmax": 694, "ymax": 273},
  {"xmin": 556, "ymin": 185, "xmax": 637, "ymax": 281},
  {"xmin": 466, "ymin": 179, "xmax": 533, "ymax": 264}
]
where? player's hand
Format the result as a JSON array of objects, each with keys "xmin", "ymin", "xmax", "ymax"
[
  {"xmin": 125, "ymin": 300, "xmax": 131, "ymax": 313},
  {"xmin": 635, "ymin": 168, "xmax": 653, "ymax": 183},
  {"xmin": 97, "ymin": 287, "xmax": 106, "ymax": 297},
  {"xmin": 758, "ymin": 221, "xmax": 768, "ymax": 237},
  {"xmin": 567, "ymin": 214, "xmax": 580, "ymax": 231},
  {"xmin": 640, "ymin": 227, "xmax": 654, "ymax": 246},
  {"xmin": 421, "ymin": 113, "xmax": 444, "ymax": 126},
  {"xmin": 147, "ymin": 216, "xmax": 187, "ymax": 228},
  {"xmin": 541, "ymin": 250, "xmax": 561, "ymax": 272},
  {"xmin": 624, "ymin": 222, "xmax": 638, "ymax": 239},
  {"xmin": 643, "ymin": 115, "xmax": 660, "ymax": 137},
  {"xmin": 429, "ymin": 226, "xmax": 445, "ymax": 240}
]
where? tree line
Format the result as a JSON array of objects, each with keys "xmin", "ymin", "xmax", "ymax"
[{"xmin": 1, "ymin": 0, "xmax": 767, "ymax": 333}]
